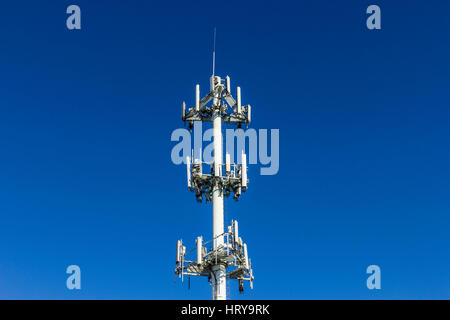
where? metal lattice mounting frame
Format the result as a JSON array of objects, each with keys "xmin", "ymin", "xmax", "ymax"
[
  {"xmin": 175, "ymin": 221, "xmax": 254, "ymax": 291},
  {"xmin": 182, "ymin": 76, "xmax": 251, "ymax": 127}
]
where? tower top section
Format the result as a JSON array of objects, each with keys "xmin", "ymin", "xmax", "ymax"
[{"xmin": 181, "ymin": 75, "xmax": 251, "ymax": 129}]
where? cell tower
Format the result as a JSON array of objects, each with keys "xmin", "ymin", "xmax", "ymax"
[{"xmin": 175, "ymin": 35, "xmax": 254, "ymax": 300}]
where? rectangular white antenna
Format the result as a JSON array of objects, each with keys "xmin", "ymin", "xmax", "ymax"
[
  {"xmin": 176, "ymin": 240, "xmax": 182, "ymax": 263},
  {"xmin": 234, "ymin": 220, "xmax": 239, "ymax": 244},
  {"xmin": 194, "ymin": 148, "xmax": 202, "ymax": 175},
  {"xmin": 247, "ymin": 105, "xmax": 251, "ymax": 123},
  {"xmin": 186, "ymin": 156, "xmax": 191, "ymax": 188},
  {"xmin": 195, "ymin": 84, "xmax": 200, "ymax": 111},
  {"xmin": 241, "ymin": 152, "xmax": 247, "ymax": 189},
  {"xmin": 226, "ymin": 76, "xmax": 230, "ymax": 93},
  {"xmin": 182, "ymin": 101, "xmax": 186, "ymax": 120},
  {"xmin": 210, "ymin": 76, "xmax": 215, "ymax": 91},
  {"xmin": 225, "ymin": 153, "xmax": 231, "ymax": 174},
  {"xmin": 243, "ymin": 243, "xmax": 249, "ymax": 270},
  {"xmin": 198, "ymin": 148, "xmax": 202, "ymax": 174},
  {"xmin": 196, "ymin": 236, "xmax": 203, "ymax": 265},
  {"xmin": 237, "ymin": 86, "xmax": 241, "ymax": 113}
]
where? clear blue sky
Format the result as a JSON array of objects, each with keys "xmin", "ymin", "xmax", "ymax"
[{"xmin": 0, "ymin": 0, "xmax": 449, "ymax": 299}]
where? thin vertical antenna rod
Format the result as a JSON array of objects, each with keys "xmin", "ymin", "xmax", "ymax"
[{"xmin": 212, "ymin": 28, "xmax": 216, "ymax": 77}]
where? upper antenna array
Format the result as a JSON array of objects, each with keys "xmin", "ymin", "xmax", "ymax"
[{"xmin": 181, "ymin": 76, "xmax": 251, "ymax": 129}]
